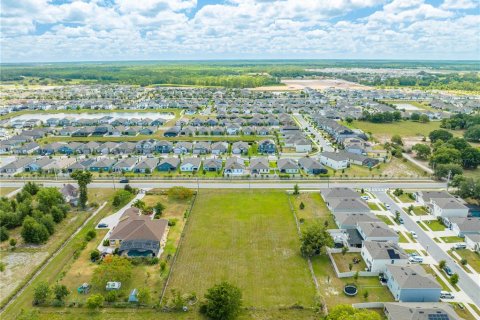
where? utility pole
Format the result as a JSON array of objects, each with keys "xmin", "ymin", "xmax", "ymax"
[{"xmin": 446, "ymin": 170, "xmax": 452, "ymax": 192}]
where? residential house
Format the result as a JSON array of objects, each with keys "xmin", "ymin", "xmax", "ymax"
[
  {"xmin": 108, "ymin": 207, "xmax": 169, "ymax": 257},
  {"xmin": 357, "ymin": 222, "xmax": 399, "ymax": 243},
  {"xmin": 203, "ymin": 158, "xmax": 223, "ymax": 172},
  {"xmin": 136, "ymin": 139, "xmax": 157, "ymax": 154},
  {"xmin": 258, "ymin": 139, "xmax": 276, "ymax": 154},
  {"xmin": 67, "ymin": 159, "xmax": 96, "ymax": 173},
  {"xmin": 277, "ymin": 158, "xmax": 300, "ymax": 174},
  {"xmin": 157, "ymin": 158, "xmax": 180, "ymax": 172},
  {"xmin": 319, "ymin": 152, "xmax": 349, "ymax": 170},
  {"xmin": 0, "ymin": 157, "xmax": 35, "ymax": 175},
  {"xmin": 193, "ymin": 142, "xmax": 211, "ymax": 155},
  {"xmin": 164, "ymin": 126, "xmax": 181, "ymax": 137},
  {"xmin": 298, "ymin": 157, "xmax": 327, "ymax": 175},
  {"xmin": 60, "ymin": 184, "xmax": 79, "ymax": 206},
  {"xmin": 25, "ymin": 157, "xmax": 56, "ymax": 172},
  {"xmin": 180, "ymin": 158, "xmax": 201, "ymax": 172},
  {"xmin": 333, "ymin": 212, "xmax": 379, "ymax": 229},
  {"xmin": 211, "ymin": 142, "xmax": 228, "ymax": 155},
  {"xmin": 384, "ymin": 265, "xmax": 441, "ymax": 302},
  {"xmin": 231, "ymin": 141, "xmax": 249, "ymax": 155},
  {"xmin": 465, "ymin": 234, "xmax": 480, "ymax": 252},
  {"xmin": 113, "ymin": 158, "xmax": 138, "ymax": 172},
  {"xmin": 445, "ymin": 217, "xmax": 480, "ymax": 237},
  {"xmin": 89, "ymin": 158, "xmax": 117, "ymax": 172},
  {"xmin": 13, "ymin": 142, "xmax": 40, "ymax": 155},
  {"xmin": 361, "ymin": 241, "xmax": 409, "ymax": 273},
  {"xmin": 383, "ymin": 302, "xmax": 460, "ymax": 320},
  {"xmin": 173, "ymin": 142, "xmax": 193, "ymax": 154},
  {"xmin": 249, "ymin": 158, "xmax": 270, "ymax": 174},
  {"xmin": 224, "ymin": 157, "xmax": 246, "ymax": 175},
  {"xmin": 155, "ymin": 141, "xmax": 173, "ymax": 154},
  {"xmin": 133, "ymin": 158, "xmax": 159, "ymax": 173}
]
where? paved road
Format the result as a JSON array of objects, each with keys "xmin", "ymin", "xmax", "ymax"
[
  {"xmin": 374, "ymin": 191, "xmax": 480, "ymax": 307},
  {"xmin": 293, "ymin": 113, "xmax": 334, "ymax": 153},
  {"xmin": 0, "ymin": 180, "xmax": 447, "ymax": 190}
]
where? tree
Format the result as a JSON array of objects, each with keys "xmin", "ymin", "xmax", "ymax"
[
  {"xmin": 23, "ymin": 181, "xmax": 39, "ymax": 195},
  {"xmin": 391, "ymin": 135, "xmax": 403, "ymax": 146},
  {"xmin": 429, "ymin": 129, "xmax": 453, "ymax": 143},
  {"xmin": 464, "ymin": 124, "xmax": 480, "ymax": 142},
  {"xmin": 300, "ymin": 223, "xmax": 334, "ymax": 257},
  {"xmin": 137, "ymin": 287, "xmax": 151, "ymax": 305},
  {"xmin": 201, "ymin": 282, "xmax": 242, "ymax": 320},
  {"xmin": 434, "ymin": 163, "xmax": 463, "ymax": 180},
  {"xmin": 154, "ymin": 202, "xmax": 166, "ymax": 216},
  {"xmin": 9, "ymin": 238, "xmax": 17, "ymax": 250},
  {"xmin": 36, "ymin": 187, "xmax": 65, "ymax": 214},
  {"xmin": 86, "ymin": 294, "xmax": 104, "ymax": 309},
  {"xmin": 90, "ymin": 249, "xmax": 101, "ymax": 261},
  {"xmin": 439, "ymin": 260, "xmax": 446, "ymax": 269},
  {"xmin": 410, "ymin": 113, "xmax": 420, "ymax": 121},
  {"xmin": 132, "ymin": 199, "xmax": 146, "ymax": 211},
  {"xmin": 0, "ymin": 226, "xmax": 9, "ymax": 242},
  {"xmin": 71, "ymin": 170, "xmax": 93, "ymax": 209},
  {"xmin": 33, "ymin": 281, "xmax": 50, "ymax": 305},
  {"xmin": 450, "ymin": 273, "xmax": 459, "ymax": 285},
  {"xmin": 455, "ymin": 177, "xmax": 480, "ymax": 200},
  {"xmin": 345, "ymin": 117, "xmax": 353, "ymax": 124},
  {"xmin": 393, "ymin": 188, "xmax": 403, "ymax": 196},
  {"xmin": 53, "ymin": 284, "xmax": 70, "ymax": 301},
  {"xmin": 112, "ymin": 190, "xmax": 133, "ymax": 207},
  {"xmin": 430, "ymin": 147, "xmax": 461, "ymax": 166},
  {"xmin": 327, "ymin": 304, "xmax": 381, "ymax": 320},
  {"xmin": 293, "ymin": 184, "xmax": 300, "ymax": 195},
  {"xmin": 92, "ymin": 256, "xmax": 133, "ymax": 288},
  {"xmin": 419, "ymin": 114, "xmax": 430, "ymax": 123},
  {"xmin": 21, "ymin": 216, "xmax": 50, "ymax": 244},
  {"xmin": 299, "ymin": 202, "xmax": 305, "ymax": 210},
  {"xmin": 412, "ymin": 144, "xmax": 431, "ymax": 160},
  {"xmin": 461, "ymin": 147, "xmax": 480, "ymax": 169}
]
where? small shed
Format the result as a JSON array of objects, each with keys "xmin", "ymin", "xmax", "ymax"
[{"xmin": 106, "ymin": 281, "xmax": 122, "ymax": 291}]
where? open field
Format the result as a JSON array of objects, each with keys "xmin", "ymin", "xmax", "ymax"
[
  {"xmin": 289, "ymin": 192, "xmax": 335, "ymax": 230},
  {"xmin": 381, "ymin": 100, "xmax": 435, "ymax": 111},
  {"xmin": 455, "ymin": 249, "xmax": 480, "ymax": 273},
  {"xmin": 343, "ymin": 120, "xmax": 442, "ymax": 139},
  {"xmin": 0, "ymin": 187, "xmax": 16, "ymax": 197},
  {"xmin": 253, "ymin": 79, "xmax": 370, "ymax": 91},
  {"xmin": 1, "ymin": 189, "xmax": 120, "ymax": 319},
  {"xmin": 167, "ymin": 189, "xmax": 316, "ymax": 308},
  {"xmin": 311, "ymin": 255, "xmax": 393, "ymax": 307}
]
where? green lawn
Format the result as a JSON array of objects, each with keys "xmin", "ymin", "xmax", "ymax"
[
  {"xmin": 455, "ymin": 249, "xmax": 480, "ymax": 273},
  {"xmin": 368, "ymin": 202, "xmax": 380, "ymax": 211},
  {"xmin": 397, "ymin": 193, "xmax": 415, "ymax": 203},
  {"xmin": 424, "ymin": 220, "xmax": 446, "ymax": 231},
  {"xmin": 441, "ymin": 236, "xmax": 464, "ymax": 243},
  {"xmin": 167, "ymin": 190, "xmax": 316, "ymax": 308},
  {"xmin": 290, "ymin": 192, "xmax": 335, "ymax": 231},
  {"xmin": 377, "ymin": 215, "xmax": 394, "ymax": 226},
  {"xmin": 398, "ymin": 232, "xmax": 409, "ymax": 243},
  {"xmin": 412, "ymin": 206, "xmax": 429, "ymax": 216}
]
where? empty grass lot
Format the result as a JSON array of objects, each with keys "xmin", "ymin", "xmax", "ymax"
[
  {"xmin": 455, "ymin": 249, "xmax": 480, "ymax": 273},
  {"xmin": 441, "ymin": 236, "xmax": 464, "ymax": 243},
  {"xmin": 289, "ymin": 192, "xmax": 335, "ymax": 231},
  {"xmin": 0, "ymin": 187, "xmax": 17, "ymax": 197},
  {"xmin": 342, "ymin": 120, "xmax": 442, "ymax": 138},
  {"xmin": 167, "ymin": 189, "xmax": 316, "ymax": 308}
]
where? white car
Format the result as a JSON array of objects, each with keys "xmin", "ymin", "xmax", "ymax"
[
  {"xmin": 361, "ymin": 195, "xmax": 369, "ymax": 200},
  {"xmin": 385, "ymin": 203, "xmax": 391, "ymax": 209},
  {"xmin": 440, "ymin": 291, "xmax": 455, "ymax": 299},
  {"xmin": 408, "ymin": 256, "xmax": 423, "ymax": 263},
  {"xmin": 410, "ymin": 231, "xmax": 418, "ymax": 239}
]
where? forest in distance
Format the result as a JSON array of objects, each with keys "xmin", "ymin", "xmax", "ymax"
[{"xmin": 1, "ymin": 60, "xmax": 479, "ymax": 90}]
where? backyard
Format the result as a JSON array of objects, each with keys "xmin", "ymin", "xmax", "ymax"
[
  {"xmin": 331, "ymin": 252, "xmax": 367, "ymax": 273},
  {"xmin": 289, "ymin": 192, "xmax": 335, "ymax": 231},
  {"xmin": 167, "ymin": 189, "xmax": 317, "ymax": 308}
]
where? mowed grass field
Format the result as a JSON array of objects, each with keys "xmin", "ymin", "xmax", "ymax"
[
  {"xmin": 167, "ymin": 189, "xmax": 316, "ymax": 308},
  {"xmin": 343, "ymin": 120, "xmax": 442, "ymax": 138}
]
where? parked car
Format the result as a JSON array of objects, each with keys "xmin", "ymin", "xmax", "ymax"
[
  {"xmin": 385, "ymin": 203, "xmax": 390, "ymax": 209},
  {"xmin": 440, "ymin": 291, "xmax": 455, "ymax": 299},
  {"xmin": 98, "ymin": 223, "xmax": 108, "ymax": 228},
  {"xmin": 399, "ymin": 218, "xmax": 404, "ymax": 224},
  {"xmin": 119, "ymin": 178, "xmax": 129, "ymax": 183},
  {"xmin": 454, "ymin": 243, "xmax": 467, "ymax": 250},
  {"xmin": 410, "ymin": 231, "xmax": 418, "ymax": 239},
  {"xmin": 361, "ymin": 195, "xmax": 369, "ymax": 200},
  {"xmin": 408, "ymin": 256, "xmax": 423, "ymax": 263},
  {"xmin": 443, "ymin": 266, "xmax": 453, "ymax": 276}
]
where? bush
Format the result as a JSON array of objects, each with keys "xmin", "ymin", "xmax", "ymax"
[
  {"xmin": 299, "ymin": 202, "xmax": 305, "ymax": 210},
  {"xmin": 90, "ymin": 249, "xmax": 101, "ymax": 261},
  {"xmin": 86, "ymin": 294, "xmax": 104, "ymax": 309},
  {"xmin": 0, "ymin": 226, "xmax": 9, "ymax": 241},
  {"xmin": 461, "ymin": 258, "xmax": 467, "ymax": 265},
  {"xmin": 33, "ymin": 281, "xmax": 51, "ymax": 305},
  {"xmin": 85, "ymin": 229, "xmax": 97, "ymax": 241},
  {"xmin": 21, "ymin": 216, "xmax": 50, "ymax": 244},
  {"xmin": 53, "ymin": 284, "xmax": 70, "ymax": 301},
  {"xmin": 103, "ymin": 239, "xmax": 110, "ymax": 246},
  {"xmin": 167, "ymin": 187, "xmax": 193, "ymax": 200},
  {"xmin": 168, "ymin": 219, "xmax": 177, "ymax": 227},
  {"xmin": 201, "ymin": 282, "xmax": 242, "ymax": 320},
  {"xmin": 105, "ymin": 290, "xmax": 118, "ymax": 303}
]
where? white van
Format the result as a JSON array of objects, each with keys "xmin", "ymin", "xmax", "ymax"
[
  {"xmin": 408, "ymin": 256, "xmax": 423, "ymax": 263},
  {"xmin": 440, "ymin": 291, "xmax": 455, "ymax": 299}
]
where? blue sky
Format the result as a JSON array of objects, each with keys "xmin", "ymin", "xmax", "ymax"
[{"xmin": 1, "ymin": 0, "xmax": 479, "ymax": 62}]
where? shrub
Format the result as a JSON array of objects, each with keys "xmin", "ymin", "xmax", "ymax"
[
  {"xmin": 53, "ymin": 284, "xmax": 70, "ymax": 301},
  {"xmin": 112, "ymin": 190, "xmax": 133, "ymax": 207},
  {"xmin": 0, "ymin": 226, "xmax": 9, "ymax": 242},
  {"xmin": 168, "ymin": 219, "xmax": 177, "ymax": 227},
  {"xmin": 299, "ymin": 202, "xmax": 305, "ymax": 210},
  {"xmin": 86, "ymin": 294, "xmax": 104, "ymax": 309},
  {"xmin": 103, "ymin": 239, "xmax": 110, "ymax": 246},
  {"xmin": 201, "ymin": 282, "xmax": 242, "ymax": 320},
  {"xmin": 85, "ymin": 229, "xmax": 97, "ymax": 241},
  {"xmin": 90, "ymin": 249, "xmax": 101, "ymax": 261},
  {"xmin": 167, "ymin": 187, "xmax": 193, "ymax": 200},
  {"xmin": 105, "ymin": 290, "xmax": 118, "ymax": 303},
  {"xmin": 33, "ymin": 281, "xmax": 51, "ymax": 305}
]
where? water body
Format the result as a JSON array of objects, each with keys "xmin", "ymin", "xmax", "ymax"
[{"xmin": 10, "ymin": 112, "xmax": 174, "ymax": 122}]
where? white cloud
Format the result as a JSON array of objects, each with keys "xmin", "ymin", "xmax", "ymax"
[
  {"xmin": 441, "ymin": 0, "xmax": 479, "ymax": 9},
  {"xmin": 0, "ymin": 0, "xmax": 478, "ymax": 61}
]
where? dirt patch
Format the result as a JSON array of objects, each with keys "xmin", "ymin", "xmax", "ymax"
[
  {"xmin": 253, "ymin": 79, "xmax": 370, "ymax": 91},
  {"xmin": 0, "ymin": 251, "xmax": 49, "ymax": 300}
]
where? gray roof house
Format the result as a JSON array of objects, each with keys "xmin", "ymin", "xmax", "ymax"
[
  {"xmin": 112, "ymin": 157, "xmax": 138, "ymax": 172},
  {"xmin": 357, "ymin": 221, "xmax": 399, "ymax": 243},
  {"xmin": 133, "ymin": 158, "xmax": 159, "ymax": 173},
  {"xmin": 203, "ymin": 158, "xmax": 223, "ymax": 172},
  {"xmin": 361, "ymin": 241, "xmax": 409, "ymax": 273},
  {"xmin": 211, "ymin": 142, "xmax": 228, "ymax": 155},
  {"xmin": 231, "ymin": 141, "xmax": 249, "ymax": 155},
  {"xmin": 298, "ymin": 157, "xmax": 327, "ymax": 175},
  {"xmin": 60, "ymin": 184, "xmax": 79, "ymax": 206},
  {"xmin": 327, "ymin": 198, "xmax": 370, "ymax": 214},
  {"xmin": 224, "ymin": 157, "xmax": 245, "ymax": 175},
  {"xmin": 0, "ymin": 157, "xmax": 34, "ymax": 175},
  {"xmin": 384, "ymin": 264, "xmax": 441, "ymax": 302},
  {"xmin": 445, "ymin": 217, "xmax": 480, "ymax": 237},
  {"xmin": 277, "ymin": 158, "xmax": 299, "ymax": 174},
  {"xmin": 334, "ymin": 212, "xmax": 379, "ymax": 229},
  {"xmin": 249, "ymin": 158, "xmax": 270, "ymax": 174},
  {"xmin": 384, "ymin": 302, "xmax": 460, "ymax": 320},
  {"xmin": 180, "ymin": 157, "xmax": 201, "ymax": 172}
]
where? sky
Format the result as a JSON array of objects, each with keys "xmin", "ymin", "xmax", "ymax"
[{"xmin": 1, "ymin": 0, "xmax": 479, "ymax": 63}]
